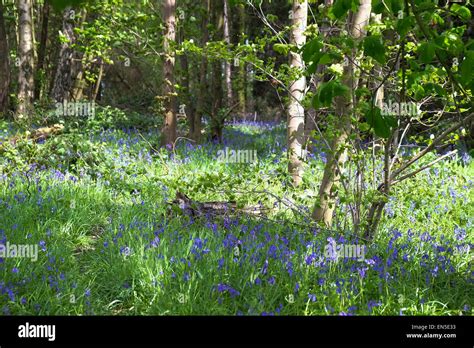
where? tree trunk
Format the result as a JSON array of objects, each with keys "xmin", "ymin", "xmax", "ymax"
[
  {"xmin": 0, "ymin": 1, "xmax": 10, "ymax": 114},
  {"xmin": 237, "ymin": 4, "xmax": 246, "ymax": 120},
  {"xmin": 194, "ymin": 0, "xmax": 210, "ymax": 141},
  {"xmin": 34, "ymin": 2, "xmax": 49, "ymax": 101},
  {"xmin": 312, "ymin": 0, "xmax": 372, "ymax": 227},
  {"xmin": 92, "ymin": 58, "xmax": 104, "ymax": 102},
  {"xmin": 211, "ymin": 59, "xmax": 223, "ymax": 142},
  {"xmin": 161, "ymin": 0, "xmax": 177, "ymax": 147},
  {"xmin": 16, "ymin": 0, "xmax": 34, "ymax": 119},
  {"xmin": 287, "ymin": 0, "xmax": 308, "ymax": 186},
  {"xmin": 210, "ymin": 0, "xmax": 224, "ymax": 142},
  {"xmin": 51, "ymin": 7, "xmax": 78, "ymax": 102},
  {"xmin": 304, "ymin": 0, "xmax": 333, "ymax": 153},
  {"xmin": 179, "ymin": 24, "xmax": 194, "ymax": 137},
  {"xmin": 223, "ymin": 0, "xmax": 233, "ymax": 111}
]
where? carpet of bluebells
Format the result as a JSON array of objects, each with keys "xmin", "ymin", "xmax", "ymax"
[{"xmin": 0, "ymin": 112, "xmax": 472, "ymax": 315}]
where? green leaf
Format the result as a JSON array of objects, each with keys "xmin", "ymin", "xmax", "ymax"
[
  {"xmin": 318, "ymin": 53, "xmax": 333, "ymax": 65},
  {"xmin": 355, "ymin": 87, "xmax": 371, "ymax": 99},
  {"xmin": 389, "ymin": 0, "xmax": 403, "ymax": 14},
  {"xmin": 451, "ymin": 4, "xmax": 471, "ymax": 21},
  {"xmin": 372, "ymin": 0, "xmax": 403, "ymax": 15},
  {"xmin": 359, "ymin": 122, "xmax": 370, "ymax": 132},
  {"xmin": 459, "ymin": 51, "xmax": 474, "ymax": 90},
  {"xmin": 316, "ymin": 80, "xmax": 349, "ymax": 107},
  {"xmin": 306, "ymin": 62, "xmax": 318, "ymax": 75},
  {"xmin": 425, "ymin": 83, "xmax": 447, "ymax": 97},
  {"xmin": 418, "ymin": 42, "xmax": 436, "ymax": 64},
  {"xmin": 413, "ymin": 84, "xmax": 426, "ymax": 101},
  {"xmin": 331, "ymin": 0, "xmax": 357, "ymax": 19},
  {"xmin": 365, "ymin": 106, "xmax": 395, "ymax": 139},
  {"xmin": 396, "ymin": 17, "xmax": 414, "ymax": 38},
  {"xmin": 363, "ymin": 35, "xmax": 385, "ymax": 64},
  {"xmin": 372, "ymin": 0, "xmax": 387, "ymax": 14},
  {"xmin": 302, "ymin": 38, "xmax": 322, "ymax": 63},
  {"xmin": 273, "ymin": 43, "xmax": 291, "ymax": 55}
]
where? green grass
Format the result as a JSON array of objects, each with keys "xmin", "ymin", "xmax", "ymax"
[{"xmin": 0, "ymin": 119, "xmax": 472, "ymax": 315}]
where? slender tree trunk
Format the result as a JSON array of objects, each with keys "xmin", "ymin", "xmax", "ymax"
[
  {"xmin": 34, "ymin": 2, "xmax": 49, "ymax": 100},
  {"xmin": 0, "ymin": 1, "xmax": 10, "ymax": 114},
  {"xmin": 237, "ymin": 4, "xmax": 246, "ymax": 120},
  {"xmin": 312, "ymin": 0, "xmax": 372, "ymax": 227},
  {"xmin": 70, "ymin": 10, "xmax": 87, "ymax": 101},
  {"xmin": 194, "ymin": 0, "xmax": 210, "ymax": 141},
  {"xmin": 210, "ymin": 0, "xmax": 224, "ymax": 142},
  {"xmin": 304, "ymin": 0, "xmax": 333, "ymax": 153},
  {"xmin": 287, "ymin": 0, "xmax": 308, "ymax": 186},
  {"xmin": 92, "ymin": 58, "xmax": 103, "ymax": 102},
  {"xmin": 223, "ymin": 0, "xmax": 233, "ymax": 110},
  {"xmin": 16, "ymin": 0, "xmax": 34, "ymax": 119},
  {"xmin": 51, "ymin": 7, "xmax": 77, "ymax": 102},
  {"xmin": 179, "ymin": 24, "xmax": 194, "ymax": 137},
  {"xmin": 161, "ymin": 0, "xmax": 177, "ymax": 147},
  {"xmin": 211, "ymin": 59, "xmax": 223, "ymax": 142}
]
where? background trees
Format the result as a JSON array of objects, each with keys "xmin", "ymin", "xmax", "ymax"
[{"xmin": 0, "ymin": 1, "xmax": 10, "ymax": 113}]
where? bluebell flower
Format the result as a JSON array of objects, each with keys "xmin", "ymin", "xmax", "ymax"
[
  {"xmin": 120, "ymin": 246, "xmax": 131, "ymax": 256},
  {"xmin": 216, "ymin": 283, "xmax": 240, "ymax": 297},
  {"xmin": 454, "ymin": 227, "xmax": 466, "ymax": 241},
  {"xmin": 367, "ymin": 300, "xmax": 381, "ymax": 313},
  {"xmin": 261, "ymin": 259, "xmax": 268, "ymax": 275},
  {"xmin": 294, "ymin": 282, "xmax": 300, "ymax": 293},
  {"xmin": 218, "ymin": 257, "xmax": 225, "ymax": 270},
  {"xmin": 357, "ymin": 266, "xmax": 368, "ymax": 279},
  {"xmin": 150, "ymin": 236, "xmax": 160, "ymax": 248},
  {"xmin": 5, "ymin": 287, "xmax": 15, "ymax": 301}
]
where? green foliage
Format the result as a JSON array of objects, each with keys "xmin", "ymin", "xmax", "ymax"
[
  {"xmin": 363, "ymin": 35, "xmax": 385, "ymax": 65},
  {"xmin": 363, "ymin": 104, "xmax": 396, "ymax": 139},
  {"xmin": 450, "ymin": 4, "xmax": 471, "ymax": 21},
  {"xmin": 47, "ymin": 0, "xmax": 90, "ymax": 12},
  {"xmin": 312, "ymin": 80, "xmax": 349, "ymax": 108},
  {"xmin": 418, "ymin": 42, "xmax": 436, "ymax": 64},
  {"xmin": 330, "ymin": 0, "xmax": 359, "ymax": 19}
]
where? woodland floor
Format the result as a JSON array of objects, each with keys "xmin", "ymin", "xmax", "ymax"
[{"xmin": 0, "ymin": 118, "xmax": 472, "ymax": 315}]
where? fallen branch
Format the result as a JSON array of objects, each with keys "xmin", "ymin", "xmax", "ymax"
[{"xmin": 169, "ymin": 191, "xmax": 272, "ymax": 218}]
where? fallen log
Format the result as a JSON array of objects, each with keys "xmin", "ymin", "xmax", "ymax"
[
  {"xmin": 169, "ymin": 191, "xmax": 271, "ymax": 218},
  {"xmin": 3, "ymin": 123, "xmax": 64, "ymax": 147}
]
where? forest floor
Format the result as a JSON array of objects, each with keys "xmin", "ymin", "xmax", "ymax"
[{"xmin": 0, "ymin": 115, "xmax": 472, "ymax": 315}]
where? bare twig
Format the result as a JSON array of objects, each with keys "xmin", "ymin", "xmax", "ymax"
[{"xmin": 390, "ymin": 150, "xmax": 457, "ymax": 186}]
